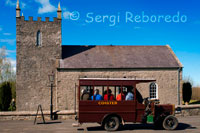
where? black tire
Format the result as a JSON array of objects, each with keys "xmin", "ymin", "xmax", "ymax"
[
  {"xmin": 163, "ymin": 115, "xmax": 178, "ymax": 130},
  {"xmin": 104, "ymin": 116, "xmax": 120, "ymax": 131}
]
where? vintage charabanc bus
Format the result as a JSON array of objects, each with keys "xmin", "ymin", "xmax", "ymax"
[{"xmin": 74, "ymin": 78, "xmax": 178, "ymax": 131}]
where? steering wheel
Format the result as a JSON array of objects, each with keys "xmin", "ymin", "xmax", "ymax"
[{"xmin": 144, "ymin": 97, "xmax": 150, "ymax": 107}]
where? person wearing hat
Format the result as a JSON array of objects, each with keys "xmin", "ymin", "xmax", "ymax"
[{"xmin": 81, "ymin": 89, "xmax": 90, "ymax": 100}]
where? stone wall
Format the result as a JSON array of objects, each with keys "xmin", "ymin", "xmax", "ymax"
[
  {"xmin": 176, "ymin": 105, "xmax": 200, "ymax": 116},
  {"xmin": 1, "ymin": 105, "xmax": 199, "ymax": 121},
  {"xmin": 0, "ymin": 110, "xmax": 75, "ymax": 120},
  {"xmin": 16, "ymin": 16, "xmax": 61, "ymax": 111},
  {"xmin": 56, "ymin": 68, "xmax": 181, "ymax": 111}
]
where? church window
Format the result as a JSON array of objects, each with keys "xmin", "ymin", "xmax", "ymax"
[
  {"xmin": 36, "ymin": 30, "xmax": 41, "ymax": 46},
  {"xmin": 149, "ymin": 83, "xmax": 158, "ymax": 99}
]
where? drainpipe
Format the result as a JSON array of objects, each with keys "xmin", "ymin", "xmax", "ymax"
[{"xmin": 177, "ymin": 67, "xmax": 181, "ymax": 105}]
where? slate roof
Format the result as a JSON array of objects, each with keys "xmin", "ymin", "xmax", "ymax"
[{"xmin": 59, "ymin": 45, "xmax": 182, "ymax": 69}]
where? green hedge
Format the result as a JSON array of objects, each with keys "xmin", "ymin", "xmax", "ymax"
[
  {"xmin": 0, "ymin": 82, "xmax": 12, "ymax": 111},
  {"xmin": 182, "ymin": 82, "xmax": 192, "ymax": 104}
]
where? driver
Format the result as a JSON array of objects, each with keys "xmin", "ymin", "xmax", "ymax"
[{"xmin": 125, "ymin": 86, "xmax": 134, "ymax": 100}]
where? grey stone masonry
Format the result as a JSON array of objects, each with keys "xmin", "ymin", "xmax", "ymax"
[
  {"xmin": 16, "ymin": 16, "xmax": 62, "ymax": 111},
  {"xmin": 57, "ymin": 68, "xmax": 182, "ymax": 111}
]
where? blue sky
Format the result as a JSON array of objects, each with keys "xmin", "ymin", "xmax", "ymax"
[{"xmin": 0, "ymin": 0, "xmax": 200, "ymax": 86}]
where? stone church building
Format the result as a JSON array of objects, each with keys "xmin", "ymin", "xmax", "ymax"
[{"xmin": 16, "ymin": 2, "xmax": 183, "ymax": 111}]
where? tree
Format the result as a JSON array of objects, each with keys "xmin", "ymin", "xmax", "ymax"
[
  {"xmin": 0, "ymin": 46, "xmax": 16, "ymax": 111},
  {"xmin": 182, "ymin": 82, "xmax": 192, "ymax": 105},
  {"xmin": 0, "ymin": 46, "xmax": 16, "ymax": 83},
  {"xmin": 183, "ymin": 75, "xmax": 194, "ymax": 87}
]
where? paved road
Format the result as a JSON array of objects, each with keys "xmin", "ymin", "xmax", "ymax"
[{"xmin": 0, "ymin": 116, "xmax": 199, "ymax": 133}]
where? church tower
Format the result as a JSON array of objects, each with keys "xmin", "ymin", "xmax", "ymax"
[{"xmin": 16, "ymin": 1, "xmax": 62, "ymax": 111}]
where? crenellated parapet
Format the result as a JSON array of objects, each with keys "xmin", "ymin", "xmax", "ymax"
[
  {"xmin": 17, "ymin": 16, "xmax": 61, "ymax": 23},
  {"xmin": 16, "ymin": 0, "xmax": 62, "ymax": 21}
]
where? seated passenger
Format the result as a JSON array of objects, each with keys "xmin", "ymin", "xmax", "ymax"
[
  {"xmin": 81, "ymin": 89, "xmax": 90, "ymax": 100},
  {"xmin": 125, "ymin": 87, "xmax": 134, "ymax": 100},
  {"xmin": 91, "ymin": 89, "xmax": 103, "ymax": 100},
  {"xmin": 116, "ymin": 89, "xmax": 125, "ymax": 101},
  {"xmin": 104, "ymin": 89, "xmax": 115, "ymax": 100}
]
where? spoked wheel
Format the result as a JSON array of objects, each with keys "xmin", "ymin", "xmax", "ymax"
[
  {"xmin": 104, "ymin": 116, "xmax": 120, "ymax": 131},
  {"xmin": 163, "ymin": 115, "xmax": 178, "ymax": 130}
]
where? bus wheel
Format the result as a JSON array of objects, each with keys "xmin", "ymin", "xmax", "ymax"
[
  {"xmin": 104, "ymin": 116, "xmax": 120, "ymax": 131},
  {"xmin": 163, "ymin": 115, "xmax": 178, "ymax": 130}
]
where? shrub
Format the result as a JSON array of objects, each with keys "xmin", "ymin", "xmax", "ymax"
[
  {"xmin": 0, "ymin": 82, "xmax": 12, "ymax": 111},
  {"xmin": 182, "ymin": 82, "xmax": 192, "ymax": 104}
]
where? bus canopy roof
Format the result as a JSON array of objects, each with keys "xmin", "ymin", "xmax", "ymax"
[{"xmin": 79, "ymin": 78, "xmax": 156, "ymax": 86}]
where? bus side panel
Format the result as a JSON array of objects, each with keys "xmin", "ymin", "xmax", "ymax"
[
  {"xmin": 79, "ymin": 101, "xmax": 136, "ymax": 123},
  {"xmin": 136, "ymin": 103, "xmax": 146, "ymax": 122}
]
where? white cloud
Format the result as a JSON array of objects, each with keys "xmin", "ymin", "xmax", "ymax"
[
  {"xmin": 63, "ymin": 11, "xmax": 72, "ymax": 19},
  {"xmin": 5, "ymin": 0, "xmax": 26, "ymax": 9},
  {"xmin": 62, "ymin": 6, "xmax": 72, "ymax": 20},
  {"xmin": 21, "ymin": 2, "xmax": 26, "ymax": 8},
  {"xmin": 0, "ymin": 39, "xmax": 16, "ymax": 45},
  {"xmin": 6, "ymin": 58, "xmax": 16, "ymax": 72},
  {"xmin": 5, "ymin": 0, "xmax": 16, "ymax": 6},
  {"xmin": 6, "ymin": 49, "xmax": 16, "ymax": 56},
  {"xmin": 3, "ymin": 33, "xmax": 12, "ymax": 36},
  {"xmin": 10, "ymin": 59, "xmax": 16, "ymax": 66},
  {"xmin": 0, "ymin": 48, "xmax": 16, "ymax": 72},
  {"xmin": 0, "ymin": 48, "xmax": 16, "ymax": 56},
  {"xmin": 35, "ymin": 0, "xmax": 56, "ymax": 14},
  {"xmin": 9, "ymin": 58, "xmax": 16, "ymax": 72}
]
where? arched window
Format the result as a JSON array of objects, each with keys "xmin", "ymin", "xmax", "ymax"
[
  {"xmin": 36, "ymin": 30, "xmax": 41, "ymax": 46},
  {"xmin": 149, "ymin": 83, "xmax": 158, "ymax": 99}
]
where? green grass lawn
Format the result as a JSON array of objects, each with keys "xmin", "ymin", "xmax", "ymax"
[
  {"xmin": 189, "ymin": 100, "xmax": 200, "ymax": 104},
  {"xmin": 182, "ymin": 100, "xmax": 200, "ymax": 105}
]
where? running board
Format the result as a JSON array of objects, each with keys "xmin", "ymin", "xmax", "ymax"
[{"xmin": 72, "ymin": 123, "xmax": 81, "ymax": 127}]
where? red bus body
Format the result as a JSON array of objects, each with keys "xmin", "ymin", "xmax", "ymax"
[{"xmin": 78, "ymin": 78, "xmax": 155, "ymax": 124}]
